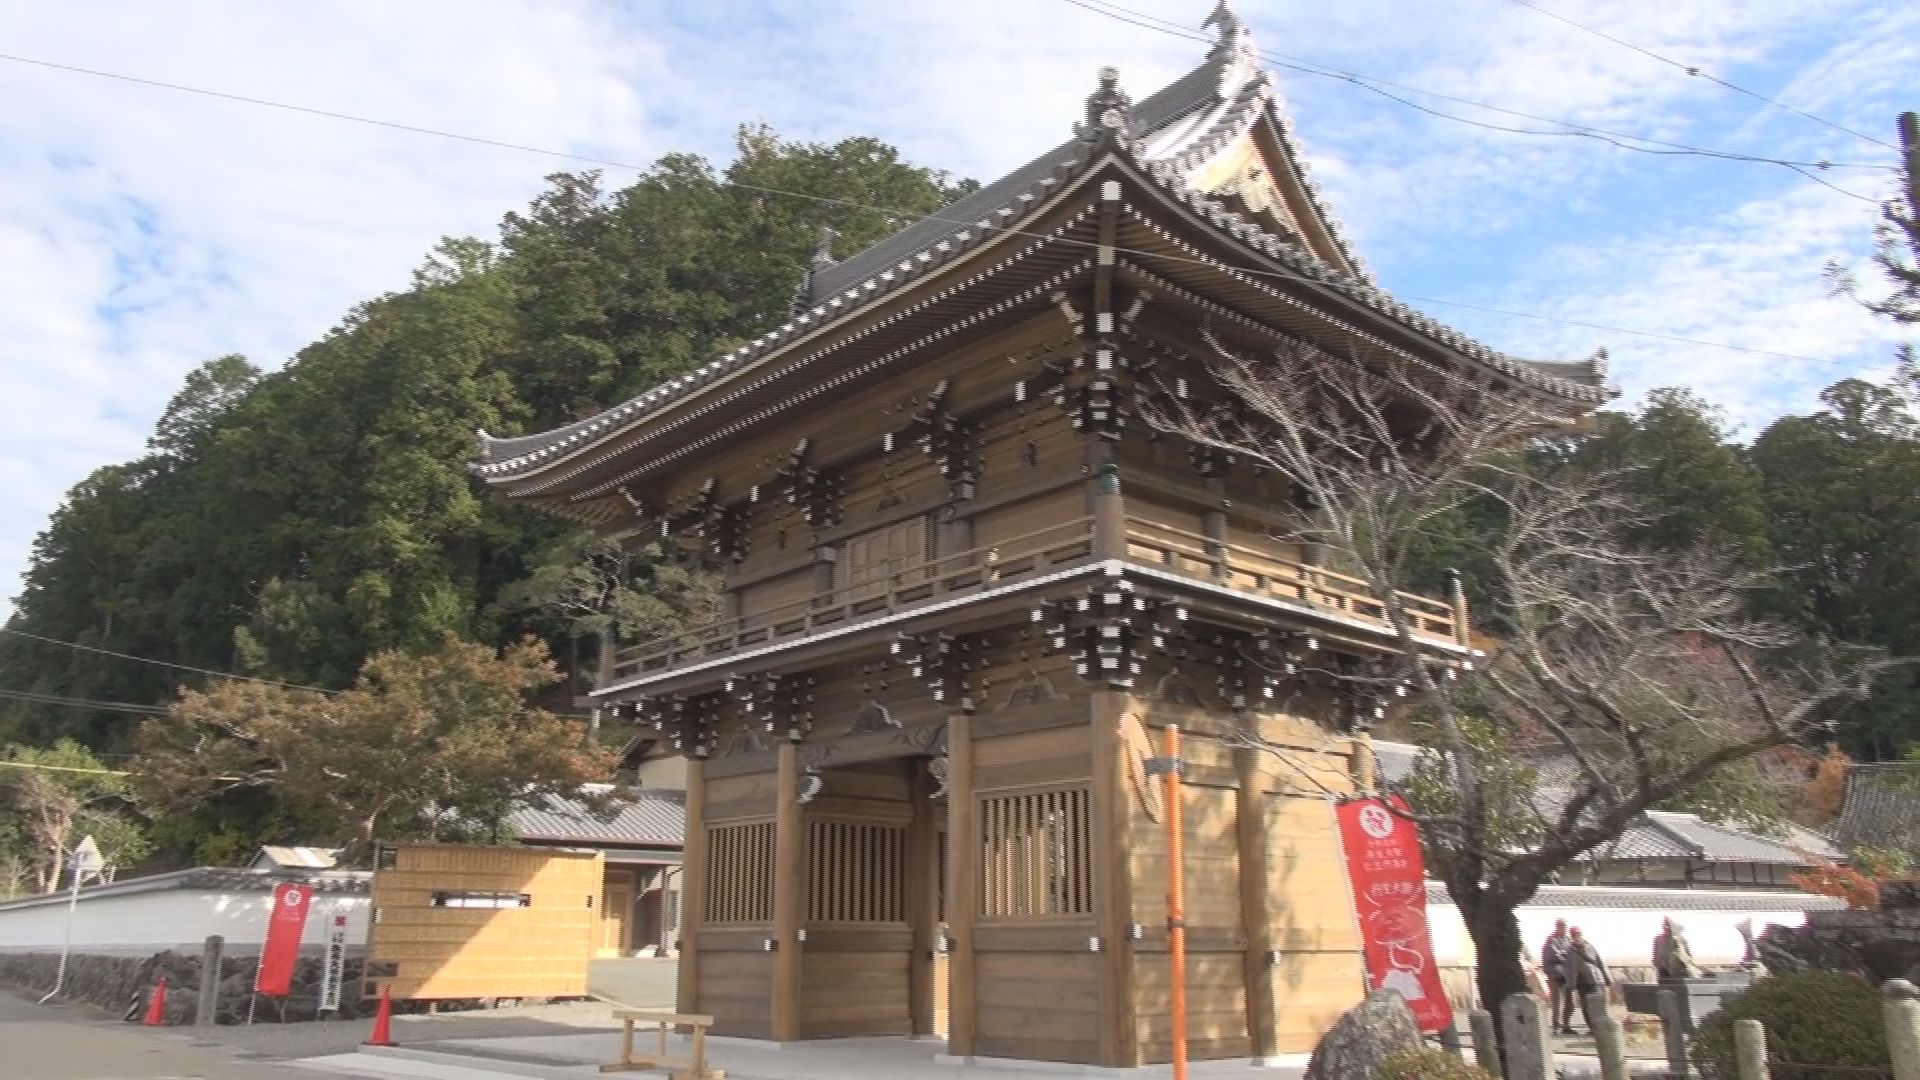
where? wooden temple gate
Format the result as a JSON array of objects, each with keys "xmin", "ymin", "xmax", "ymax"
[{"xmin": 472, "ymin": 7, "xmax": 1608, "ymax": 1065}]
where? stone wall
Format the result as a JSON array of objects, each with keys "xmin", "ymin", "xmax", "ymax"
[{"xmin": 0, "ymin": 949, "xmax": 368, "ymax": 1023}]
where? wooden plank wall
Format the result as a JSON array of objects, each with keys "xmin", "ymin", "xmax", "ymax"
[
  {"xmin": 698, "ymin": 769, "xmax": 777, "ymax": 1037},
  {"xmin": 968, "ymin": 695, "xmax": 1102, "ymax": 1063},
  {"xmin": 799, "ymin": 762, "xmax": 915, "ymax": 1038},
  {"xmin": 1128, "ymin": 728, "xmax": 1250, "ymax": 1063},
  {"xmin": 1124, "ymin": 699, "xmax": 1369, "ymax": 1060},
  {"xmin": 369, "ymin": 845, "xmax": 601, "ymax": 1001}
]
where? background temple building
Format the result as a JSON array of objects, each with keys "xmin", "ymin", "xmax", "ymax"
[{"xmin": 474, "ymin": 8, "xmax": 1607, "ymax": 1066}]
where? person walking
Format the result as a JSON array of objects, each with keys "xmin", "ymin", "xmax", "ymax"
[
  {"xmin": 1570, "ymin": 926, "xmax": 1611, "ymax": 1035},
  {"xmin": 1653, "ymin": 917, "xmax": 1700, "ymax": 984},
  {"xmin": 1541, "ymin": 919, "xmax": 1575, "ymax": 1035}
]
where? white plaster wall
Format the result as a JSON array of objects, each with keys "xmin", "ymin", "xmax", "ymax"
[
  {"xmin": 633, "ymin": 755, "xmax": 687, "ymax": 790},
  {"xmin": 0, "ymin": 889, "xmax": 370, "ymax": 956},
  {"xmin": 1426, "ymin": 894, "xmax": 1812, "ymax": 971}
]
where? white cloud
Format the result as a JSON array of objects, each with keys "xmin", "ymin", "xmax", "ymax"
[{"xmin": 0, "ymin": 0, "xmax": 1913, "ymax": 620}]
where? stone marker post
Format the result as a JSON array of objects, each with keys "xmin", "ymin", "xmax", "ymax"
[
  {"xmin": 1470, "ymin": 1008, "xmax": 1500, "ymax": 1075},
  {"xmin": 1588, "ymin": 990, "xmax": 1628, "ymax": 1080},
  {"xmin": 1500, "ymin": 993, "xmax": 1554, "ymax": 1080},
  {"xmin": 1885, "ymin": 979, "xmax": 1920, "ymax": 1080},
  {"xmin": 196, "ymin": 935, "xmax": 223, "ymax": 1028},
  {"xmin": 1733, "ymin": 1017, "xmax": 1769, "ymax": 1080},
  {"xmin": 1658, "ymin": 987, "xmax": 1690, "ymax": 1079},
  {"xmin": 1439, "ymin": 1021, "xmax": 1465, "ymax": 1061}
]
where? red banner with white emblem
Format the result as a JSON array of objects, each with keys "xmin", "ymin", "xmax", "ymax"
[
  {"xmin": 1335, "ymin": 795, "xmax": 1453, "ymax": 1032},
  {"xmin": 255, "ymin": 882, "xmax": 314, "ymax": 997}
]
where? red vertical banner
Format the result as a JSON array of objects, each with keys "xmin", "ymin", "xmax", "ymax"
[
  {"xmin": 255, "ymin": 883, "xmax": 314, "ymax": 997},
  {"xmin": 1335, "ymin": 795, "xmax": 1453, "ymax": 1032}
]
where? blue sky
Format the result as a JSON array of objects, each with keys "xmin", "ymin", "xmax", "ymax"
[{"xmin": 1, "ymin": 0, "xmax": 1915, "ymax": 617}]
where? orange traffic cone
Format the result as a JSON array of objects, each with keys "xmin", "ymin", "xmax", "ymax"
[
  {"xmin": 364, "ymin": 986, "xmax": 395, "ymax": 1047},
  {"xmin": 141, "ymin": 976, "xmax": 167, "ymax": 1026}
]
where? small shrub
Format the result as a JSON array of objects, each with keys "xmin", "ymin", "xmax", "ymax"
[
  {"xmin": 1692, "ymin": 971, "xmax": 1887, "ymax": 1079},
  {"xmin": 1379, "ymin": 1046, "xmax": 1497, "ymax": 1080}
]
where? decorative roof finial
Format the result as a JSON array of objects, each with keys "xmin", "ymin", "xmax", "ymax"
[
  {"xmin": 1203, "ymin": 1, "xmax": 1243, "ymax": 50},
  {"xmin": 791, "ymin": 225, "xmax": 840, "ymax": 316},
  {"xmin": 1080, "ymin": 66, "xmax": 1134, "ymax": 144},
  {"xmin": 810, "ymin": 225, "xmax": 839, "ymax": 271},
  {"xmin": 1202, "ymin": 1, "xmax": 1260, "ymax": 93}
]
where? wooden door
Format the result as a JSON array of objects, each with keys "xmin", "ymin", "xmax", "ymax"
[
  {"xmin": 843, "ymin": 516, "xmax": 930, "ymax": 605},
  {"xmin": 601, "ymin": 872, "xmax": 634, "ymax": 957}
]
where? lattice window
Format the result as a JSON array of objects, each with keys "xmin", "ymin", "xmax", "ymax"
[
  {"xmin": 807, "ymin": 819, "xmax": 908, "ymax": 923},
  {"xmin": 705, "ymin": 821, "xmax": 775, "ymax": 923},
  {"xmin": 979, "ymin": 787, "xmax": 1094, "ymax": 918}
]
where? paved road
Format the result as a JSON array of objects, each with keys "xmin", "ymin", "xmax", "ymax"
[{"xmin": 0, "ymin": 989, "xmax": 371, "ymax": 1080}]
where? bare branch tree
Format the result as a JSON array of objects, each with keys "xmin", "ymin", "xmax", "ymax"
[{"xmin": 1145, "ymin": 332, "xmax": 1914, "ymax": 1020}]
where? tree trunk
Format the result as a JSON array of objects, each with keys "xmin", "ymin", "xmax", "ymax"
[{"xmin": 1461, "ymin": 891, "xmax": 1529, "ymax": 1039}]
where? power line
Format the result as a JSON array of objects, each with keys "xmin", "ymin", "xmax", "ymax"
[
  {"xmin": 0, "ymin": 687, "xmax": 166, "ymax": 717},
  {"xmin": 1506, "ymin": 0, "xmax": 1897, "ymax": 153},
  {"xmin": 1054, "ymin": 0, "xmax": 1896, "ymax": 176},
  {"xmin": 0, "ymin": 50, "xmax": 1871, "ymax": 361},
  {"xmin": 0, "ymin": 627, "xmax": 335, "ymax": 696}
]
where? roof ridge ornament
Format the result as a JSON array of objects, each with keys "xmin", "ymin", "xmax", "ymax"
[
  {"xmin": 790, "ymin": 225, "xmax": 840, "ymax": 316},
  {"xmin": 1202, "ymin": 1, "xmax": 1261, "ymax": 98},
  {"xmin": 1077, "ymin": 66, "xmax": 1134, "ymax": 147}
]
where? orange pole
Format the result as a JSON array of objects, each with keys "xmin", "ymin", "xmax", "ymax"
[{"xmin": 1164, "ymin": 723, "xmax": 1188, "ymax": 1080}]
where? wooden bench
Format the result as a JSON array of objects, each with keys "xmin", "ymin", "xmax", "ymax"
[{"xmin": 600, "ymin": 1010, "xmax": 723, "ymax": 1079}]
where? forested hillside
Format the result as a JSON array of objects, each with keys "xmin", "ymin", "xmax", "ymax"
[
  {"xmin": 0, "ymin": 127, "xmax": 974, "ymax": 751},
  {"xmin": 1, "ymin": 121, "xmax": 1916, "ymax": 847}
]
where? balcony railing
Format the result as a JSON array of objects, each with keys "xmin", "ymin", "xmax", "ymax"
[
  {"xmin": 605, "ymin": 512, "xmax": 1462, "ymax": 686},
  {"xmin": 608, "ymin": 520, "xmax": 1096, "ymax": 681},
  {"xmin": 1119, "ymin": 518, "xmax": 1460, "ymax": 643}
]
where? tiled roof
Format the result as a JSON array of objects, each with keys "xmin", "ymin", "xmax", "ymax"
[
  {"xmin": 1833, "ymin": 761, "xmax": 1920, "ymax": 856},
  {"xmin": 1422, "ymin": 881, "xmax": 1845, "ymax": 912},
  {"xmin": 473, "ymin": 18, "xmax": 1609, "ymax": 483},
  {"xmin": 1369, "ymin": 741, "xmax": 1824, "ymax": 868},
  {"xmin": 0, "ymin": 867, "xmax": 370, "ymax": 913},
  {"xmin": 507, "ymin": 785, "xmax": 685, "ymax": 848}
]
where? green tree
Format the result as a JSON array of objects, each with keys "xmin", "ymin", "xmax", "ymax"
[
  {"xmin": 130, "ymin": 639, "xmax": 616, "ymax": 859},
  {"xmin": 1, "ymin": 740, "xmax": 149, "ymax": 892},
  {"xmin": 1752, "ymin": 365, "xmax": 1920, "ymax": 758}
]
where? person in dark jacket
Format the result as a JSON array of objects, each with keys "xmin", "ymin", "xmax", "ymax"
[
  {"xmin": 1541, "ymin": 919, "xmax": 1574, "ymax": 1034},
  {"xmin": 1569, "ymin": 926, "xmax": 1611, "ymax": 1035}
]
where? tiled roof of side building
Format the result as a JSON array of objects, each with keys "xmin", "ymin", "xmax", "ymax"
[
  {"xmin": 1422, "ymin": 881, "xmax": 1845, "ymax": 911},
  {"xmin": 507, "ymin": 785, "xmax": 686, "ymax": 847},
  {"xmin": 472, "ymin": 13, "xmax": 1609, "ymax": 481},
  {"xmin": 1833, "ymin": 761, "xmax": 1920, "ymax": 854},
  {"xmin": 1368, "ymin": 740, "xmax": 1827, "ymax": 867}
]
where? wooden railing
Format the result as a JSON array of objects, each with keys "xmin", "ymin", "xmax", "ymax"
[
  {"xmin": 1122, "ymin": 517, "xmax": 1460, "ymax": 643},
  {"xmin": 607, "ymin": 511, "xmax": 1462, "ymax": 684},
  {"xmin": 610, "ymin": 520, "xmax": 1096, "ymax": 680}
]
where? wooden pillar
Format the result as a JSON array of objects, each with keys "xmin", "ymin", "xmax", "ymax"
[
  {"xmin": 772, "ymin": 742, "xmax": 805, "ymax": 1041},
  {"xmin": 1350, "ymin": 731, "xmax": 1376, "ymax": 793},
  {"xmin": 1091, "ymin": 463, "xmax": 1127, "ymax": 561},
  {"xmin": 1202, "ymin": 509, "xmax": 1229, "ymax": 583},
  {"xmin": 812, "ymin": 545, "xmax": 838, "ymax": 596},
  {"xmin": 1235, "ymin": 746, "xmax": 1278, "ymax": 1062},
  {"xmin": 1091, "ymin": 691, "xmax": 1140, "ymax": 1067},
  {"xmin": 908, "ymin": 759, "xmax": 940, "ymax": 1036},
  {"xmin": 946, "ymin": 711, "xmax": 979, "ymax": 1057},
  {"xmin": 676, "ymin": 758, "xmax": 708, "ymax": 1016}
]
